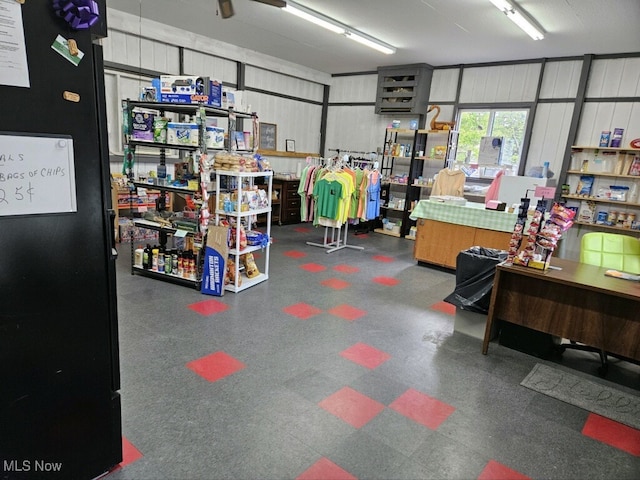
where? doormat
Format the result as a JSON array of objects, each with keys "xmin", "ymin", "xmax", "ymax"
[{"xmin": 521, "ymin": 363, "xmax": 640, "ymax": 430}]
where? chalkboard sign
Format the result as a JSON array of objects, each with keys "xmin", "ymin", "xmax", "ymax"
[
  {"xmin": 0, "ymin": 133, "xmax": 76, "ymax": 217},
  {"xmin": 259, "ymin": 122, "xmax": 277, "ymax": 151}
]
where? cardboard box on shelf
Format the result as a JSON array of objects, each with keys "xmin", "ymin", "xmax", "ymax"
[{"xmin": 159, "ymin": 75, "xmax": 222, "ymax": 106}]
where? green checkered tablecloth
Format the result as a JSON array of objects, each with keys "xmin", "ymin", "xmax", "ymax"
[{"xmin": 410, "ymin": 199, "xmax": 517, "ymax": 232}]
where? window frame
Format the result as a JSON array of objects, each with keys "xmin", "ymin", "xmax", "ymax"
[{"xmin": 454, "ymin": 104, "xmax": 533, "ymax": 177}]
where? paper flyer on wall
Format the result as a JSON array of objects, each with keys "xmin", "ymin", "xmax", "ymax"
[{"xmin": 0, "ymin": 0, "xmax": 30, "ymax": 88}]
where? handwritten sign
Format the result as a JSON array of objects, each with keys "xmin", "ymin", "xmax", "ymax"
[
  {"xmin": 535, "ymin": 186, "xmax": 556, "ymax": 199},
  {"xmin": 0, "ymin": 133, "xmax": 76, "ymax": 216},
  {"xmin": 258, "ymin": 123, "xmax": 277, "ymax": 151}
]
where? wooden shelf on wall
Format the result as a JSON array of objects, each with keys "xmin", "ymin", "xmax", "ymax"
[{"xmin": 257, "ymin": 149, "xmax": 318, "ymax": 159}]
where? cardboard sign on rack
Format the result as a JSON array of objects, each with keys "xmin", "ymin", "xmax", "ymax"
[{"xmin": 201, "ymin": 225, "xmax": 229, "ymax": 296}]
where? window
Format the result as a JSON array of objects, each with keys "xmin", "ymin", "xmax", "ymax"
[{"xmin": 455, "ymin": 108, "xmax": 528, "ymax": 177}]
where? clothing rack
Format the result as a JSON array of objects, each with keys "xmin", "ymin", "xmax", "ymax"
[
  {"xmin": 327, "ymin": 149, "xmax": 379, "ymax": 170},
  {"xmin": 304, "ymin": 157, "xmax": 365, "ymax": 253},
  {"xmin": 306, "ymin": 223, "xmax": 364, "ymax": 254}
]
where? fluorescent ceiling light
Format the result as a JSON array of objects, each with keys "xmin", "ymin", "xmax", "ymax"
[
  {"xmin": 345, "ymin": 31, "xmax": 396, "ymax": 55},
  {"xmin": 283, "ymin": 5, "xmax": 345, "ymax": 34},
  {"xmin": 489, "ymin": 0, "xmax": 544, "ymax": 40},
  {"xmin": 283, "ymin": 1, "xmax": 396, "ymax": 54}
]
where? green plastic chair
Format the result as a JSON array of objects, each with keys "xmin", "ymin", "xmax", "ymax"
[
  {"xmin": 562, "ymin": 232, "xmax": 640, "ymax": 375},
  {"xmin": 580, "ymin": 232, "xmax": 640, "ymax": 274}
]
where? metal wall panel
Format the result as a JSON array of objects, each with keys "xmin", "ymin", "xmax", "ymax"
[
  {"xmin": 588, "ymin": 58, "xmax": 640, "ymax": 97},
  {"xmin": 107, "ymin": 8, "xmax": 331, "ymax": 86},
  {"xmin": 527, "ymin": 102, "xmax": 574, "ymax": 179},
  {"xmin": 246, "ymin": 66, "xmax": 324, "ymax": 102},
  {"xmin": 248, "ymin": 91, "xmax": 322, "ymax": 154},
  {"xmin": 429, "ymin": 68, "xmax": 460, "ymax": 102},
  {"xmin": 329, "ymin": 74, "xmax": 378, "ymax": 104},
  {"xmin": 325, "ymin": 106, "xmax": 391, "ymax": 156},
  {"xmin": 426, "ymin": 104, "xmax": 455, "ymax": 124},
  {"xmin": 183, "ymin": 50, "xmax": 238, "ymax": 84},
  {"xmin": 104, "ymin": 70, "xmax": 159, "ymax": 156},
  {"xmin": 539, "ymin": 60, "xmax": 583, "ymax": 99},
  {"xmin": 459, "ymin": 63, "xmax": 541, "ymax": 103},
  {"xmin": 103, "ymin": 29, "xmax": 180, "ymax": 73},
  {"xmin": 576, "ymin": 102, "xmax": 640, "ymax": 146}
]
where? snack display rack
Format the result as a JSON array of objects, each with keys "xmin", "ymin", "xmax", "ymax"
[{"xmin": 121, "ymin": 99, "xmax": 256, "ymax": 289}]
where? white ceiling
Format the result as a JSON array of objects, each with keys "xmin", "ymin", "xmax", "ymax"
[{"xmin": 106, "ymin": 0, "xmax": 640, "ymax": 75}]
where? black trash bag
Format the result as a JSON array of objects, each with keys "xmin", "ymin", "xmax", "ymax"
[{"xmin": 444, "ymin": 246, "xmax": 508, "ymax": 314}]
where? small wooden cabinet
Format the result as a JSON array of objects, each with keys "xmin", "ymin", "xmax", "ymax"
[
  {"xmin": 414, "ymin": 218, "xmax": 511, "ymax": 269},
  {"xmin": 275, "ymin": 178, "xmax": 301, "ymax": 224}
]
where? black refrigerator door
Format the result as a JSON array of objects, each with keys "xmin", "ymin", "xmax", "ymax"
[{"xmin": 0, "ymin": 2, "xmax": 121, "ymax": 479}]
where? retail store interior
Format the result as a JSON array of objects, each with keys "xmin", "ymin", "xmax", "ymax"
[{"xmin": 2, "ymin": 1, "xmax": 640, "ymax": 479}]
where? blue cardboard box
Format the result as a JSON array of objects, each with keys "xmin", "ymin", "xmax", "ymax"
[
  {"xmin": 201, "ymin": 225, "xmax": 229, "ymax": 296},
  {"xmin": 159, "ymin": 75, "xmax": 222, "ymax": 107}
]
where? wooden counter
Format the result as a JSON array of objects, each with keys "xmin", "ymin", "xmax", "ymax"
[
  {"xmin": 410, "ymin": 200, "xmax": 514, "ymax": 269},
  {"xmin": 414, "ymin": 218, "xmax": 511, "ymax": 269}
]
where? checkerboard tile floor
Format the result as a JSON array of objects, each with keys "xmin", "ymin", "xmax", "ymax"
[{"xmin": 108, "ymin": 224, "xmax": 640, "ymax": 480}]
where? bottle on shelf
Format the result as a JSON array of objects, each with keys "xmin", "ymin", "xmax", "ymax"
[
  {"xmin": 143, "ymin": 244, "xmax": 151, "ymax": 270},
  {"xmin": 151, "ymin": 246, "xmax": 159, "ymax": 271},
  {"xmin": 158, "ymin": 247, "xmax": 165, "ymax": 273},
  {"xmin": 134, "ymin": 245, "xmax": 144, "ymax": 267}
]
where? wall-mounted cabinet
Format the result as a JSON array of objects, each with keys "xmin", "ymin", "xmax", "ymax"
[{"xmin": 375, "ymin": 64, "xmax": 433, "ymax": 115}]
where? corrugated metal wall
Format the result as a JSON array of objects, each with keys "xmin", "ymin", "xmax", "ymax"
[
  {"xmin": 459, "ymin": 63, "xmax": 541, "ymax": 103},
  {"xmin": 103, "ymin": 9, "xmax": 640, "ymax": 197},
  {"xmin": 183, "ymin": 50, "xmax": 238, "ymax": 85},
  {"xmin": 539, "ymin": 60, "xmax": 582, "ymax": 99},
  {"xmin": 103, "ymin": 29, "xmax": 180, "ymax": 73}
]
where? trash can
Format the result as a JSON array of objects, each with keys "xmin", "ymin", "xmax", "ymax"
[{"xmin": 444, "ymin": 246, "xmax": 507, "ymax": 314}]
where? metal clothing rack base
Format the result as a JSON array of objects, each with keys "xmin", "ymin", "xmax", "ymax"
[{"xmin": 306, "ymin": 223, "xmax": 364, "ymax": 254}]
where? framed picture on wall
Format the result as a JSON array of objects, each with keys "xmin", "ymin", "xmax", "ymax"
[
  {"xmin": 285, "ymin": 139, "xmax": 295, "ymax": 152},
  {"xmin": 259, "ymin": 122, "xmax": 277, "ymax": 151}
]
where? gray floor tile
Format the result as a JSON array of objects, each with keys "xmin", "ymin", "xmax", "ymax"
[{"xmin": 109, "ymin": 224, "xmax": 640, "ymax": 480}]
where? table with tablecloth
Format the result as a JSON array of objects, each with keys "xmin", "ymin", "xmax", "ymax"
[
  {"xmin": 410, "ymin": 199, "xmax": 517, "ymax": 232},
  {"xmin": 409, "ymin": 199, "xmax": 516, "ymax": 268}
]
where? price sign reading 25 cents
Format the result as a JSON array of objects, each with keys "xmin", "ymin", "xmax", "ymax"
[{"xmin": 0, "ymin": 133, "xmax": 76, "ymax": 217}]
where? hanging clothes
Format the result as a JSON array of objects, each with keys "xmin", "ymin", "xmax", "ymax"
[
  {"xmin": 365, "ymin": 169, "xmax": 381, "ymax": 221},
  {"xmin": 431, "ymin": 168, "xmax": 466, "ymax": 197}
]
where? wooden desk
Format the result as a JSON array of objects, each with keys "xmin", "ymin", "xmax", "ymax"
[{"xmin": 482, "ymin": 258, "xmax": 640, "ymax": 362}]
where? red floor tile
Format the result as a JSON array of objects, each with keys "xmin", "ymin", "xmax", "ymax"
[
  {"xmin": 327, "ymin": 304, "xmax": 367, "ymax": 322},
  {"xmin": 478, "ymin": 460, "xmax": 531, "ymax": 480},
  {"xmin": 355, "ymin": 233, "xmax": 369, "ymax": 239},
  {"xmin": 118, "ymin": 436, "xmax": 143, "ymax": 469},
  {"xmin": 372, "ymin": 255, "xmax": 394, "ymax": 263},
  {"xmin": 186, "ymin": 351, "xmax": 246, "ymax": 382},
  {"xmin": 297, "ymin": 457, "xmax": 357, "ymax": 480},
  {"xmin": 283, "ymin": 302, "xmax": 323, "ymax": 320},
  {"xmin": 582, "ymin": 413, "xmax": 640, "ymax": 456},
  {"xmin": 319, "ymin": 387, "xmax": 385, "ymax": 428},
  {"xmin": 372, "ymin": 276, "xmax": 400, "ymax": 286},
  {"xmin": 332, "ymin": 264, "xmax": 360, "ymax": 274},
  {"xmin": 431, "ymin": 301, "xmax": 456, "ymax": 315},
  {"xmin": 389, "ymin": 388, "xmax": 456, "ymax": 430},
  {"xmin": 300, "ymin": 263, "xmax": 327, "ymax": 273},
  {"xmin": 284, "ymin": 250, "xmax": 307, "ymax": 259},
  {"xmin": 294, "ymin": 227, "xmax": 312, "ymax": 233},
  {"xmin": 340, "ymin": 342, "xmax": 391, "ymax": 369},
  {"xmin": 188, "ymin": 299, "xmax": 229, "ymax": 316},
  {"xmin": 321, "ymin": 278, "xmax": 351, "ymax": 289}
]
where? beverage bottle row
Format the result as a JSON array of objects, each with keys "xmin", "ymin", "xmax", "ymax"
[{"xmin": 136, "ymin": 244, "xmax": 198, "ymax": 280}]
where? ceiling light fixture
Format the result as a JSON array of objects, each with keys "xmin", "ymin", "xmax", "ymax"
[
  {"xmin": 489, "ymin": 0, "xmax": 544, "ymax": 40},
  {"xmin": 283, "ymin": 1, "xmax": 396, "ymax": 54}
]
